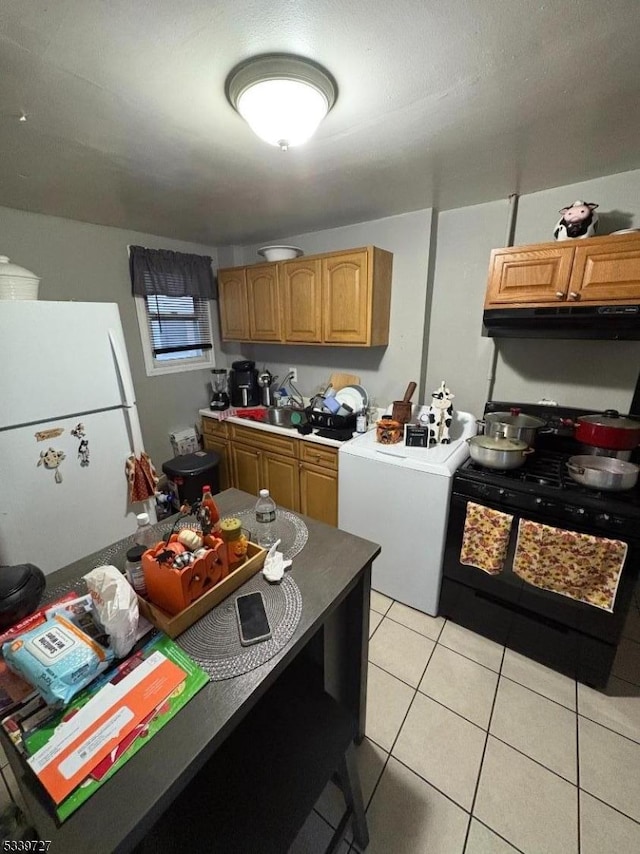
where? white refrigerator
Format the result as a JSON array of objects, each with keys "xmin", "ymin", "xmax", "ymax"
[{"xmin": 0, "ymin": 301, "xmax": 154, "ymax": 575}]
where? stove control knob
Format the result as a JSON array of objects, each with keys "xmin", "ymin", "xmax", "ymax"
[
  {"xmin": 498, "ymin": 489, "xmax": 505, "ymax": 497},
  {"xmin": 576, "ymin": 508, "xmax": 585, "ymax": 515},
  {"xmin": 535, "ymin": 497, "xmax": 543, "ymax": 505},
  {"xmin": 599, "ymin": 513, "xmax": 611, "ymax": 522}
]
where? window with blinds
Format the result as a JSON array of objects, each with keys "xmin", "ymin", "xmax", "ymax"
[
  {"xmin": 145, "ymin": 294, "xmax": 212, "ymax": 360},
  {"xmin": 130, "ymin": 246, "xmax": 216, "ymax": 377}
]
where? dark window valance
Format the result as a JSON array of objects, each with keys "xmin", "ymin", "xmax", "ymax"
[{"xmin": 129, "ymin": 245, "xmax": 216, "ymax": 299}]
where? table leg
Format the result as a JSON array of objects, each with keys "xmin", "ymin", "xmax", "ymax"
[{"xmin": 323, "ymin": 563, "xmax": 371, "ymax": 742}]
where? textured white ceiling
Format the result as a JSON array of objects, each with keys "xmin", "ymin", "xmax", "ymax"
[{"xmin": 1, "ymin": 0, "xmax": 639, "ymax": 244}]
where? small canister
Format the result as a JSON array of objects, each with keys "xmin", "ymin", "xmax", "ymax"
[
  {"xmin": 219, "ymin": 517, "xmax": 249, "ymax": 571},
  {"xmin": 124, "ymin": 544, "xmax": 148, "ymax": 597},
  {"xmin": 376, "ymin": 418, "xmax": 404, "ymax": 445}
]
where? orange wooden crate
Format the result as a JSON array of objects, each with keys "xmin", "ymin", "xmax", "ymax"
[{"xmin": 137, "ymin": 542, "xmax": 267, "ymax": 638}]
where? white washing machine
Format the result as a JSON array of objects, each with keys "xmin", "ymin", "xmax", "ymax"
[{"xmin": 338, "ymin": 411, "xmax": 476, "ymax": 616}]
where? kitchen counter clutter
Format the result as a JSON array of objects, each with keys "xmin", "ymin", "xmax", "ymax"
[{"xmin": 200, "ymin": 408, "xmax": 343, "ymax": 527}]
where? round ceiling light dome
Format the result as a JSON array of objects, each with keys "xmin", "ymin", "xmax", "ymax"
[{"xmin": 225, "ymin": 54, "xmax": 337, "ymax": 150}]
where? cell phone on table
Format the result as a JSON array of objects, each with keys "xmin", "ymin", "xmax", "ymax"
[{"xmin": 235, "ymin": 591, "xmax": 272, "ymax": 646}]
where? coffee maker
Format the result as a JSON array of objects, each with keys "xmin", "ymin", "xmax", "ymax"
[
  {"xmin": 229, "ymin": 360, "xmax": 259, "ymax": 407},
  {"xmin": 210, "ymin": 369, "xmax": 230, "ymax": 411}
]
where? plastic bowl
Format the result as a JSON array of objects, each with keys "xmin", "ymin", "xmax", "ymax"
[{"xmin": 257, "ymin": 246, "xmax": 304, "ymax": 262}]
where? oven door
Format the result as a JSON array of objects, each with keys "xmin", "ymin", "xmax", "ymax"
[{"xmin": 440, "ymin": 491, "xmax": 638, "ymax": 686}]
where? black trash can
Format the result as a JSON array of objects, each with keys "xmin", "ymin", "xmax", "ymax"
[{"xmin": 162, "ymin": 450, "xmax": 221, "ymax": 509}]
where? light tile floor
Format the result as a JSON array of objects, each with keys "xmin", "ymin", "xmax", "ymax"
[
  {"xmin": 2, "ymin": 591, "xmax": 639, "ymax": 854},
  {"xmin": 304, "ymin": 589, "xmax": 640, "ymax": 853}
]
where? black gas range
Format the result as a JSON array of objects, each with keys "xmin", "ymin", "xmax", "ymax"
[{"xmin": 440, "ymin": 401, "xmax": 640, "ymax": 688}]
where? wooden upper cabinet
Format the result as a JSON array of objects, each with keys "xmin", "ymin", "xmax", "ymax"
[
  {"xmin": 485, "ymin": 245, "xmax": 575, "ymax": 307},
  {"xmin": 570, "ymin": 239, "xmax": 640, "ymax": 303},
  {"xmin": 484, "ymin": 234, "xmax": 640, "ymax": 310},
  {"xmin": 217, "ymin": 245, "xmax": 392, "ymax": 346},
  {"xmin": 246, "ymin": 264, "xmax": 282, "ymax": 341},
  {"xmin": 282, "ymin": 258, "xmax": 323, "ymax": 342},
  {"xmin": 217, "ymin": 268, "xmax": 249, "ymax": 340},
  {"xmin": 323, "ymin": 251, "xmax": 369, "ymax": 344}
]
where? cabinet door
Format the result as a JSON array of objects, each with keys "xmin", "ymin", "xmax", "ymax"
[
  {"xmin": 202, "ymin": 437, "xmax": 231, "ymax": 492},
  {"xmin": 299, "ymin": 463, "xmax": 338, "ymax": 527},
  {"xmin": 231, "ymin": 443, "xmax": 261, "ymax": 497},
  {"xmin": 218, "ymin": 269, "xmax": 249, "ymax": 340},
  {"xmin": 282, "ymin": 258, "xmax": 323, "ymax": 342},
  {"xmin": 485, "ymin": 246, "xmax": 575, "ymax": 306},
  {"xmin": 261, "ymin": 452, "xmax": 300, "ymax": 513},
  {"xmin": 323, "ymin": 251, "xmax": 369, "ymax": 343},
  {"xmin": 247, "ymin": 265, "xmax": 282, "ymax": 341},
  {"xmin": 569, "ymin": 239, "xmax": 640, "ymax": 303}
]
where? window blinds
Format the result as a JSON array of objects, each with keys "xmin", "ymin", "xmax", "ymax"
[
  {"xmin": 145, "ymin": 294, "xmax": 212, "ymax": 358},
  {"xmin": 129, "ymin": 246, "xmax": 215, "ymax": 360}
]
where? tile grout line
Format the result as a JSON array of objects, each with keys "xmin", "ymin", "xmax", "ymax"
[
  {"xmin": 577, "ymin": 787, "xmax": 640, "ymax": 828},
  {"xmin": 368, "ymin": 661, "xmax": 422, "ymax": 692},
  {"xmin": 461, "ymin": 644, "xmax": 507, "ymax": 854},
  {"xmin": 436, "ymin": 639, "xmax": 503, "ymax": 676},
  {"xmin": 355, "ymin": 628, "xmax": 442, "ymax": 851},
  {"xmin": 383, "ymin": 612, "xmax": 445, "ymax": 643},
  {"xmin": 576, "ymin": 710, "xmax": 640, "ymax": 746},
  {"xmin": 470, "ymin": 817, "xmax": 528, "ymax": 854},
  {"xmin": 499, "ymin": 672, "xmax": 576, "ymax": 712},
  {"xmin": 487, "ymin": 732, "xmax": 578, "ymax": 788},
  {"xmin": 576, "ymin": 676, "xmax": 581, "ymax": 854},
  {"xmin": 416, "ymin": 684, "xmax": 491, "ymax": 734}
]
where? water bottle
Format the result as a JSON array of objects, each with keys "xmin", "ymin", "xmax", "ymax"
[
  {"xmin": 255, "ymin": 489, "xmax": 277, "ymax": 548},
  {"xmin": 134, "ymin": 512, "xmax": 157, "ymax": 548}
]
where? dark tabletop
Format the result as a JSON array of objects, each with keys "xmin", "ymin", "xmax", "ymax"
[{"xmin": 6, "ymin": 489, "xmax": 380, "ymax": 853}]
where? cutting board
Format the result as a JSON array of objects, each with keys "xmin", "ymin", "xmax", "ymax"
[{"xmin": 329, "ymin": 372, "xmax": 361, "ymax": 392}]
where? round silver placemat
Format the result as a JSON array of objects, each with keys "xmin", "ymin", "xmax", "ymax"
[
  {"xmin": 176, "ymin": 573, "xmax": 303, "ymax": 681},
  {"xmin": 232, "ymin": 509, "xmax": 308, "ymax": 561}
]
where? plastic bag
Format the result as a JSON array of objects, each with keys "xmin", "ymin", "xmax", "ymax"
[
  {"xmin": 2, "ymin": 614, "xmax": 114, "ymax": 707},
  {"xmin": 84, "ymin": 565, "xmax": 139, "ymax": 659}
]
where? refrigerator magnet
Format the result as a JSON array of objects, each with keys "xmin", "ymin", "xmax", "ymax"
[
  {"xmin": 71, "ymin": 423, "xmax": 86, "ymax": 438},
  {"xmin": 35, "ymin": 427, "xmax": 64, "ymax": 442},
  {"xmin": 78, "ymin": 439, "xmax": 90, "ymax": 467},
  {"xmin": 37, "ymin": 447, "xmax": 66, "ymax": 483}
]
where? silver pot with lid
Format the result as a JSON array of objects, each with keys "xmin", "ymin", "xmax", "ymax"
[
  {"xmin": 479, "ymin": 407, "xmax": 549, "ymax": 447},
  {"xmin": 467, "ymin": 433, "xmax": 534, "ymax": 470}
]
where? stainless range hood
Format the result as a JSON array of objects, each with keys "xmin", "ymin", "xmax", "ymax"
[{"xmin": 483, "ymin": 304, "xmax": 640, "ymax": 339}]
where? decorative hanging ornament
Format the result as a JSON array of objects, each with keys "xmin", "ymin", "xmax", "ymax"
[{"xmin": 37, "ymin": 447, "xmax": 66, "ymax": 483}]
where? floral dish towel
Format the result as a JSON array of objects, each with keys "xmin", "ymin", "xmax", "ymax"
[
  {"xmin": 459, "ymin": 502, "xmax": 514, "ymax": 575},
  {"xmin": 513, "ymin": 518, "xmax": 627, "ymax": 612}
]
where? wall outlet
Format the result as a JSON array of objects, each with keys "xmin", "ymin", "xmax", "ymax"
[{"xmin": 288, "ymin": 366, "xmax": 298, "ymax": 383}]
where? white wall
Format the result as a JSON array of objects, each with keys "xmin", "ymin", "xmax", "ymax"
[
  {"xmin": 0, "ymin": 205, "xmax": 221, "ymax": 465},
  {"xmin": 222, "ymin": 209, "xmax": 433, "ymax": 407},
  {"xmin": 425, "ymin": 169, "xmax": 640, "ymax": 418}
]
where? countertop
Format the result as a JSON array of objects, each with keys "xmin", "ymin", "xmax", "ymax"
[{"xmin": 199, "ymin": 407, "xmax": 353, "ymax": 448}]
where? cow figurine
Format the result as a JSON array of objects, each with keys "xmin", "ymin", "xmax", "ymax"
[
  {"xmin": 553, "ymin": 200, "xmax": 599, "ymax": 240},
  {"xmin": 428, "ymin": 381, "xmax": 454, "ymax": 445}
]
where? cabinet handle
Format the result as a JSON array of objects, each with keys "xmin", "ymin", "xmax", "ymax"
[
  {"xmin": 555, "ymin": 291, "xmax": 565, "ymax": 299},
  {"xmin": 568, "ymin": 291, "xmax": 580, "ymax": 300}
]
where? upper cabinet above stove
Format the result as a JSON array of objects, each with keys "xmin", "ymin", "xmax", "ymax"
[
  {"xmin": 483, "ymin": 233, "xmax": 640, "ymax": 339},
  {"xmin": 217, "ymin": 246, "xmax": 393, "ymax": 347}
]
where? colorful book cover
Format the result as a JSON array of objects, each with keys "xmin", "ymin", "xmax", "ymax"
[{"xmin": 23, "ymin": 633, "xmax": 209, "ymax": 822}]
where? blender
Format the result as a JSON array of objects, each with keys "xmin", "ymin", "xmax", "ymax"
[{"xmin": 210, "ymin": 369, "xmax": 230, "ymax": 411}]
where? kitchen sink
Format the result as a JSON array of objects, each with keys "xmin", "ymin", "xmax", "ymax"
[{"xmin": 265, "ymin": 407, "xmax": 306, "ymax": 429}]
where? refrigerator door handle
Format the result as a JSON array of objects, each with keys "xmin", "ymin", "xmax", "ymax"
[{"xmin": 109, "ymin": 328, "xmax": 136, "ymax": 407}]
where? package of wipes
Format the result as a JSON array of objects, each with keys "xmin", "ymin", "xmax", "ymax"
[{"xmin": 2, "ymin": 614, "xmax": 114, "ymax": 707}]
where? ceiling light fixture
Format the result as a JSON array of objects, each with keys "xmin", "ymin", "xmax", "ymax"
[{"xmin": 225, "ymin": 54, "xmax": 337, "ymax": 151}]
